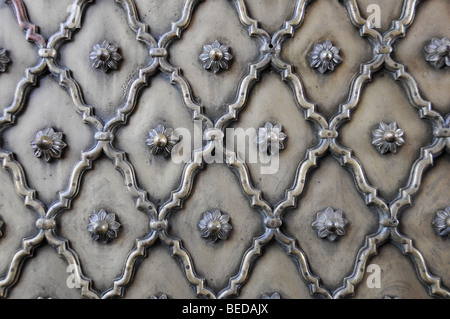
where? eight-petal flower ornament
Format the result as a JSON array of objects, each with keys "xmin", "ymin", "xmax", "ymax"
[
  {"xmin": 432, "ymin": 207, "xmax": 450, "ymax": 237},
  {"xmin": 198, "ymin": 210, "xmax": 232, "ymax": 243},
  {"xmin": 30, "ymin": 127, "xmax": 67, "ymax": 162},
  {"xmin": 255, "ymin": 121, "xmax": 287, "ymax": 154},
  {"xmin": 87, "ymin": 209, "xmax": 121, "ymax": 243},
  {"xmin": 200, "ymin": 40, "xmax": 233, "ymax": 74},
  {"xmin": 372, "ymin": 122, "xmax": 405, "ymax": 154},
  {"xmin": 308, "ymin": 40, "xmax": 343, "ymax": 74},
  {"xmin": 424, "ymin": 37, "xmax": 450, "ymax": 69},
  {"xmin": 312, "ymin": 207, "xmax": 348, "ymax": 241},
  {"xmin": 0, "ymin": 48, "xmax": 11, "ymax": 73},
  {"xmin": 89, "ymin": 40, "xmax": 122, "ymax": 72},
  {"xmin": 146, "ymin": 124, "xmax": 179, "ymax": 157}
]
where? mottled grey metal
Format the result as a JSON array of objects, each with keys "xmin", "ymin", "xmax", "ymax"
[{"xmin": 0, "ymin": 0, "xmax": 448, "ymax": 300}]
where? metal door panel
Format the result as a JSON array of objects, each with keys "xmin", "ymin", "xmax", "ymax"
[{"xmin": 0, "ymin": 0, "xmax": 448, "ymax": 299}]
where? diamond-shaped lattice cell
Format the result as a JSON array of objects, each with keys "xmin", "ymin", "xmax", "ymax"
[
  {"xmin": 59, "ymin": 0, "xmax": 149, "ymax": 121},
  {"xmin": 56, "ymin": 158, "xmax": 150, "ymax": 294},
  {"xmin": 0, "ymin": 168, "xmax": 38, "ymax": 279},
  {"xmin": 7, "ymin": 245, "xmax": 82, "ymax": 299},
  {"xmin": 169, "ymin": 164, "xmax": 265, "ymax": 294},
  {"xmin": 133, "ymin": 0, "xmax": 186, "ymax": 39},
  {"xmin": 123, "ymin": 244, "xmax": 199, "ymax": 299},
  {"xmin": 169, "ymin": 0, "xmax": 260, "ymax": 120},
  {"xmin": 400, "ymin": 156, "xmax": 450, "ymax": 289},
  {"xmin": 228, "ymin": 72, "xmax": 317, "ymax": 206},
  {"xmin": 394, "ymin": 0, "xmax": 450, "ymax": 115},
  {"xmin": 238, "ymin": 243, "xmax": 312, "ymax": 299},
  {"xmin": 281, "ymin": 0, "xmax": 372, "ymax": 120},
  {"xmin": 22, "ymin": 0, "xmax": 74, "ymax": 39},
  {"xmin": 115, "ymin": 75, "xmax": 195, "ymax": 206},
  {"xmin": 244, "ymin": 0, "xmax": 297, "ymax": 35},
  {"xmin": 2, "ymin": 77, "xmax": 94, "ymax": 206},
  {"xmin": 353, "ymin": 244, "xmax": 432, "ymax": 299},
  {"xmin": 0, "ymin": 4, "xmax": 37, "ymax": 109},
  {"xmin": 354, "ymin": 0, "xmax": 404, "ymax": 32},
  {"xmin": 282, "ymin": 156, "xmax": 379, "ymax": 291},
  {"xmin": 339, "ymin": 72, "xmax": 433, "ymax": 202}
]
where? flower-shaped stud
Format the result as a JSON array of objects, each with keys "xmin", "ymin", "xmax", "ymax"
[
  {"xmin": 424, "ymin": 37, "xmax": 450, "ymax": 69},
  {"xmin": 255, "ymin": 121, "xmax": 287, "ymax": 154},
  {"xmin": 198, "ymin": 210, "xmax": 232, "ymax": 243},
  {"xmin": 146, "ymin": 124, "xmax": 179, "ymax": 157},
  {"xmin": 308, "ymin": 40, "xmax": 343, "ymax": 74},
  {"xmin": 0, "ymin": 219, "xmax": 4, "ymax": 238},
  {"xmin": 432, "ymin": 207, "xmax": 450, "ymax": 237},
  {"xmin": 372, "ymin": 122, "xmax": 405, "ymax": 154},
  {"xmin": 30, "ymin": 127, "xmax": 67, "ymax": 162},
  {"xmin": 149, "ymin": 294, "xmax": 168, "ymax": 299},
  {"xmin": 87, "ymin": 209, "xmax": 121, "ymax": 243},
  {"xmin": 0, "ymin": 48, "xmax": 11, "ymax": 73},
  {"xmin": 312, "ymin": 207, "xmax": 348, "ymax": 241},
  {"xmin": 262, "ymin": 292, "xmax": 281, "ymax": 299},
  {"xmin": 200, "ymin": 40, "xmax": 233, "ymax": 74},
  {"xmin": 89, "ymin": 40, "xmax": 122, "ymax": 73}
]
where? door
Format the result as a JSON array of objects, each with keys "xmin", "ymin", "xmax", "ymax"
[{"xmin": 0, "ymin": 0, "xmax": 448, "ymax": 299}]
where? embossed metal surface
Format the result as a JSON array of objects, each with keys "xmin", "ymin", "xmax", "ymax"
[{"xmin": 0, "ymin": 0, "xmax": 448, "ymax": 299}]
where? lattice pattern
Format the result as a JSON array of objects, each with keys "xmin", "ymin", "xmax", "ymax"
[{"xmin": 0, "ymin": 0, "xmax": 448, "ymax": 299}]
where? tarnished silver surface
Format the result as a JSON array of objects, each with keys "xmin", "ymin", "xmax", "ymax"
[{"xmin": 0, "ymin": 0, "xmax": 448, "ymax": 300}]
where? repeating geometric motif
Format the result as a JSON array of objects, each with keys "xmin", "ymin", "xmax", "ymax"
[{"xmin": 0, "ymin": 0, "xmax": 448, "ymax": 299}]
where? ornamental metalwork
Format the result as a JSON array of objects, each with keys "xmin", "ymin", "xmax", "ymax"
[
  {"xmin": 87, "ymin": 209, "xmax": 121, "ymax": 243},
  {"xmin": 432, "ymin": 207, "xmax": 450, "ymax": 237},
  {"xmin": 146, "ymin": 124, "xmax": 179, "ymax": 157},
  {"xmin": 424, "ymin": 37, "xmax": 450, "ymax": 69},
  {"xmin": 255, "ymin": 121, "xmax": 287, "ymax": 154},
  {"xmin": 149, "ymin": 294, "xmax": 168, "ymax": 299},
  {"xmin": 198, "ymin": 209, "xmax": 232, "ymax": 243},
  {"xmin": 89, "ymin": 40, "xmax": 122, "ymax": 72},
  {"xmin": 262, "ymin": 292, "xmax": 281, "ymax": 299},
  {"xmin": 307, "ymin": 40, "xmax": 343, "ymax": 74},
  {"xmin": 0, "ymin": 0, "xmax": 448, "ymax": 300},
  {"xmin": 30, "ymin": 127, "xmax": 67, "ymax": 162},
  {"xmin": 372, "ymin": 122, "xmax": 405, "ymax": 154},
  {"xmin": 312, "ymin": 207, "xmax": 348, "ymax": 242},
  {"xmin": 200, "ymin": 40, "xmax": 233, "ymax": 73},
  {"xmin": 0, "ymin": 48, "xmax": 10, "ymax": 73}
]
